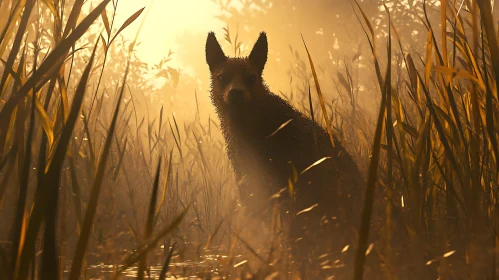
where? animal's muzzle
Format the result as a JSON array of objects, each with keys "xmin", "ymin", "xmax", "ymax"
[{"xmin": 227, "ymin": 89, "xmax": 246, "ymax": 105}]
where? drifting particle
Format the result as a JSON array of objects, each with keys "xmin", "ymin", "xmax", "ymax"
[
  {"xmin": 296, "ymin": 203, "xmax": 319, "ymax": 215},
  {"xmin": 301, "ymin": 157, "xmax": 331, "ymax": 175},
  {"xmin": 264, "ymin": 272, "xmax": 280, "ymax": 280},
  {"xmin": 341, "ymin": 245, "xmax": 350, "ymax": 253},
  {"xmin": 267, "ymin": 119, "xmax": 293, "ymax": 138},
  {"xmin": 426, "ymin": 250, "xmax": 456, "ymax": 266},
  {"xmin": 365, "ymin": 243, "xmax": 374, "ymax": 256},
  {"xmin": 443, "ymin": 250, "xmax": 456, "ymax": 258},
  {"xmin": 234, "ymin": 260, "xmax": 247, "ymax": 268}
]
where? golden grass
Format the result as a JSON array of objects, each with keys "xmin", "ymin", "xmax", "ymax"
[{"xmin": 0, "ymin": 0, "xmax": 498, "ymax": 279}]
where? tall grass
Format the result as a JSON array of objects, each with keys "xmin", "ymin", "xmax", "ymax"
[
  {"xmin": 0, "ymin": 0, "xmax": 498, "ymax": 279},
  {"xmin": 347, "ymin": 0, "xmax": 499, "ymax": 278},
  {"xmin": 0, "ymin": 1, "xmax": 193, "ymax": 279}
]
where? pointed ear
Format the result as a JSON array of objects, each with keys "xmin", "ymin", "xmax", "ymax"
[
  {"xmin": 206, "ymin": 32, "xmax": 226, "ymax": 72},
  {"xmin": 248, "ymin": 32, "xmax": 268, "ymax": 73}
]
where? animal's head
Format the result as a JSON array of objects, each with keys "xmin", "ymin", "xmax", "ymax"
[{"xmin": 205, "ymin": 31, "xmax": 268, "ymax": 109}]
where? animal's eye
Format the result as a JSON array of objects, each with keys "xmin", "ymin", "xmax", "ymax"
[
  {"xmin": 218, "ymin": 73, "xmax": 230, "ymax": 85},
  {"xmin": 245, "ymin": 74, "xmax": 257, "ymax": 85}
]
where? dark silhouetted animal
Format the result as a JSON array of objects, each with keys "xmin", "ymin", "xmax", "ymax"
[{"xmin": 206, "ymin": 31, "xmax": 373, "ymax": 278}]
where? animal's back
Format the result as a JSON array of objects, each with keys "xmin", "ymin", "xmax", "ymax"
[
  {"xmin": 227, "ymin": 88, "xmax": 367, "ymax": 278},
  {"xmin": 229, "ymin": 91, "xmax": 365, "ymax": 226}
]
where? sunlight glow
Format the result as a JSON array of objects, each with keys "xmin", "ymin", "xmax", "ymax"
[{"xmin": 113, "ymin": 0, "xmax": 224, "ymax": 67}]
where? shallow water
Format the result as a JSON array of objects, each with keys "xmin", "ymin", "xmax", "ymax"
[{"xmin": 63, "ymin": 254, "xmax": 234, "ymax": 279}]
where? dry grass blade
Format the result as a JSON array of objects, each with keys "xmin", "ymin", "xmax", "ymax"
[
  {"xmin": 169, "ymin": 120, "xmax": 182, "ymax": 157},
  {"xmin": 416, "ymin": 71, "xmax": 465, "ymax": 190},
  {"xmin": 352, "ymin": 1, "xmax": 383, "ymax": 88},
  {"xmin": 172, "ymin": 115, "xmax": 182, "ymax": 144},
  {"xmin": 0, "ymin": 147, "xmax": 16, "ymax": 210},
  {"xmin": 0, "ymin": 145, "xmax": 15, "ymax": 174},
  {"xmin": 0, "ymin": 57, "xmax": 22, "ymax": 86},
  {"xmin": 0, "ymin": 0, "xmax": 112, "ymax": 141},
  {"xmin": 235, "ymin": 232, "xmax": 267, "ymax": 265},
  {"xmin": 138, "ymin": 156, "xmax": 162, "ymax": 280},
  {"xmin": 0, "ymin": 2, "xmax": 24, "ymax": 56},
  {"xmin": 81, "ymin": 111, "xmax": 96, "ymax": 170},
  {"xmin": 40, "ymin": 0, "xmax": 57, "ymax": 16},
  {"xmin": 353, "ymin": 1, "xmax": 376, "ymax": 54},
  {"xmin": 155, "ymin": 149, "xmax": 173, "ymax": 220},
  {"xmin": 205, "ymin": 218, "xmax": 224, "ymax": 249},
  {"xmin": 13, "ymin": 40, "xmax": 99, "ymax": 280},
  {"xmin": 308, "ymin": 84, "xmax": 315, "ymax": 122},
  {"xmin": 110, "ymin": 7, "xmax": 145, "ymax": 44},
  {"xmin": 476, "ymin": 0, "xmax": 499, "ymax": 99},
  {"xmin": 9, "ymin": 47, "xmax": 29, "ymax": 273},
  {"xmin": 159, "ymin": 105, "xmax": 164, "ymax": 134},
  {"xmin": 481, "ymin": 19, "xmax": 499, "ymax": 277},
  {"xmin": 301, "ymin": 35, "xmax": 335, "ymax": 148},
  {"xmin": 34, "ymin": 96, "xmax": 54, "ymax": 147},
  {"xmin": 68, "ymin": 156, "xmax": 83, "ymax": 232},
  {"xmin": 354, "ymin": 12, "xmax": 391, "ymax": 280},
  {"xmin": 114, "ymin": 208, "xmax": 189, "ymax": 277},
  {"xmin": 67, "ymin": 53, "xmax": 128, "ymax": 280},
  {"xmin": 62, "ymin": 0, "xmax": 85, "ymax": 38},
  {"xmin": 101, "ymin": 7, "xmax": 111, "ymax": 37},
  {"xmin": 39, "ymin": 49, "xmax": 89, "ymax": 278},
  {"xmin": 381, "ymin": 5, "xmax": 395, "ymax": 275},
  {"xmin": 0, "ymin": 0, "xmax": 35, "ymax": 90},
  {"xmin": 112, "ymin": 136, "xmax": 128, "ymax": 181},
  {"xmin": 0, "ymin": 58, "xmax": 54, "ymax": 148},
  {"xmin": 482, "ymin": 27, "xmax": 499, "ymax": 171},
  {"xmin": 158, "ymin": 243, "xmax": 176, "ymax": 280}
]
